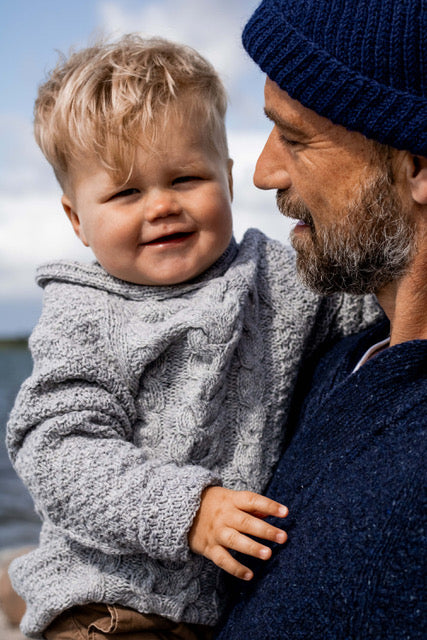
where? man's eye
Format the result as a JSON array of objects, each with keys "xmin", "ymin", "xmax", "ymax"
[
  {"xmin": 111, "ymin": 188, "xmax": 139, "ymax": 199},
  {"xmin": 279, "ymin": 134, "xmax": 299, "ymax": 148}
]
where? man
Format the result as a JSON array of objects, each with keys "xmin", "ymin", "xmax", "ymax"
[{"xmin": 215, "ymin": 0, "xmax": 426, "ymax": 638}]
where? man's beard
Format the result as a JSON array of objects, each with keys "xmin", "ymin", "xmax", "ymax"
[{"xmin": 276, "ymin": 169, "xmax": 416, "ymax": 295}]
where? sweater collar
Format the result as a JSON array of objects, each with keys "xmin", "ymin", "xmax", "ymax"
[{"xmin": 36, "ymin": 237, "xmax": 239, "ymax": 301}]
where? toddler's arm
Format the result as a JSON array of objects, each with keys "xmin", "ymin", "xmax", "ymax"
[
  {"xmin": 189, "ymin": 486, "xmax": 287, "ymax": 580},
  {"xmin": 6, "ymin": 284, "xmax": 219, "ymax": 565}
]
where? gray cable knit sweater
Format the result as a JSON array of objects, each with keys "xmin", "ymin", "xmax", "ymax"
[{"xmin": 7, "ymin": 230, "xmax": 380, "ymax": 638}]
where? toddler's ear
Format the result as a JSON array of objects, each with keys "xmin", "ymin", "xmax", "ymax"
[
  {"xmin": 408, "ymin": 155, "xmax": 427, "ymax": 205},
  {"xmin": 61, "ymin": 195, "xmax": 89, "ymax": 246},
  {"xmin": 227, "ymin": 158, "xmax": 234, "ymax": 201}
]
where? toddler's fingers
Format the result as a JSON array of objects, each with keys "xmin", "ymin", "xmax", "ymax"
[
  {"xmin": 219, "ymin": 527, "xmax": 277, "ymax": 561},
  {"xmin": 209, "ymin": 545, "xmax": 254, "ymax": 581},
  {"xmin": 231, "ymin": 512, "xmax": 287, "ymax": 545},
  {"xmin": 234, "ymin": 491, "xmax": 288, "ymax": 518}
]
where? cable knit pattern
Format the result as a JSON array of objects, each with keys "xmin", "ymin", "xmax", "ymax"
[
  {"xmin": 7, "ymin": 230, "xmax": 381, "ymax": 638},
  {"xmin": 216, "ymin": 321, "xmax": 426, "ymax": 639}
]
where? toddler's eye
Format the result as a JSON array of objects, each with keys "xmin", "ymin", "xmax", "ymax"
[
  {"xmin": 172, "ymin": 176, "xmax": 202, "ymax": 185},
  {"xmin": 111, "ymin": 188, "xmax": 139, "ymax": 199}
]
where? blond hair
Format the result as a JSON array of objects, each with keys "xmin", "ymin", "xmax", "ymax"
[{"xmin": 34, "ymin": 34, "xmax": 229, "ymax": 189}]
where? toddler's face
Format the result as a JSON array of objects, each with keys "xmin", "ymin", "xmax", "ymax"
[{"xmin": 61, "ymin": 114, "xmax": 233, "ymax": 286}]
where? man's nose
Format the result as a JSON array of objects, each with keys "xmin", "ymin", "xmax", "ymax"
[
  {"xmin": 144, "ymin": 188, "xmax": 182, "ymax": 221},
  {"xmin": 253, "ymin": 130, "xmax": 292, "ymax": 191}
]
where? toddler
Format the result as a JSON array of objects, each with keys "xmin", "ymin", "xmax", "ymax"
[{"xmin": 7, "ymin": 35, "xmax": 380, "ymax": 639}]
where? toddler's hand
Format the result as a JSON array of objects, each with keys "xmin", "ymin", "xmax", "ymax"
[{"xmin": 188, "ymin": 486, "xmax": 288, "ymax": 580}]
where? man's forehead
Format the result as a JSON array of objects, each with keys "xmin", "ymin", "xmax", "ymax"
[{"xmin": 263, "ymin": 77, "xmax": 336, "ymax": 138}]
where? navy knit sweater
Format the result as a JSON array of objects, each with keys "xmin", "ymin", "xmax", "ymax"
[{"xmin": 216, "ymin": 322, "xmax": 426, "ymax": 639}]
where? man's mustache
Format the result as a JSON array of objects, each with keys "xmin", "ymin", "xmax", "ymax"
[{"xmin": 276, "ymin": 189, "xmax": 314, "ymax": 227}]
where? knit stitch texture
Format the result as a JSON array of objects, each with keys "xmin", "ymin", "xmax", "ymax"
[
  {"xmin": 242, "ymin": 0, "xmax": 427, "ymax": 155},
  {"xmin": 216, "ymin": 321, "xmax": 426, "ymax": 639},
  {"xmin": 7, "ymin": 230, "xmax": 381, "ymax": 638}
]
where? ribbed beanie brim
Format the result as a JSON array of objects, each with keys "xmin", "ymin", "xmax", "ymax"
[{"xmin": 243, "ymin": 0, "xmax": 427, "ymax": 156}]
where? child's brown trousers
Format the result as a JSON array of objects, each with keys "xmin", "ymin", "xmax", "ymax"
[{"xmin": 44, "ymin": 603, "xmax": 214, "ymax": 640}]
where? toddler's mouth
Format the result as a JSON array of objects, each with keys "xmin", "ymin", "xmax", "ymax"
[{"xmin": 143, "ymin": 231, "xmax": 194, "ymax": 246}]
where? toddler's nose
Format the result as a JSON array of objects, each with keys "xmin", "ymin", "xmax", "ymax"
[{"xmin": 144, "ymin": 188, "xmax": 182, "ymax": 221}]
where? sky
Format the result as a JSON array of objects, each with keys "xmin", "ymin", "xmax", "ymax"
[{"xmin": 0, "ymin": 0, "xmax": 293, "ymax": 337}]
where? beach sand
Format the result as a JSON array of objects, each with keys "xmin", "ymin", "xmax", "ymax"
[
  {"xmin": 0, "ymin": 606, "xmax": 28, "ymax": 640},
  {"xmin": 0, "ymin": 549, "xmax": 29, "ymax": 640}
]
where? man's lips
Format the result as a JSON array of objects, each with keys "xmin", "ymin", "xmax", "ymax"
[
  {"xmin": 141, "ymin": 231, "xmax": 194, "ymax": 246},
  {"xmin": 290, "ymin": 219, "xmax": 314, "ymax": 239},
  {"xmin": 277, "ymin": 207, "xmax": 312, "ymax": 227}
]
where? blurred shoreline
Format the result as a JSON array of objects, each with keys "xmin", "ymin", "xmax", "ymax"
[
  {"xmin": 0, "ymin": 338, "xmax": 28, "ymax": 348},
  {"xmin": 1, "ymin": 340, "xmax": 39, "ymax": 640}
]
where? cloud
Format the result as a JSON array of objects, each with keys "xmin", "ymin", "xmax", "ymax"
[
  {"xmin": 0, "ymin": 114, "xmax": 90, "ymax": 299},
  {"xmin": 0, "ymin": 115, "xmax": 55, "ymax": 197},
  {"xmin": 0, "ymin": 192, "xmax": 90, "ymax": 296},
  {"xmin": 97, "ymin": 0, "xmax": 266, "ymax": 128},
  {"xmin": 98, "ymin": 0, "xmax": 253, "ymax": 75},
  {"xmin": 228, "ymin": 131, "xmax": 293, "ymax": 243}
]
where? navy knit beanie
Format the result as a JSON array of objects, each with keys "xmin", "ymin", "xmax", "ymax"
[{"xmin": 243, "ymin": 0, "xmax": 427, "ymax": 156}]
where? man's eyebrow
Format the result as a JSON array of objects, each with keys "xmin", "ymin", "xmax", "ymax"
[{"xmin": 264, "ymin": 107, "xmax": 307, "ymax": 139}]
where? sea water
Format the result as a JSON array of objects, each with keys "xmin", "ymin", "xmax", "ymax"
[{"xmin": 0, "ymin": 343, "xmax": 41, "ymax": 549}]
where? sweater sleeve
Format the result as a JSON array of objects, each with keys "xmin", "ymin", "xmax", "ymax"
[
  {"xmin": 7, "ymin": 283, "xmax": 220, "ymax": 562},
  {"xmin": 301, "ymin": 290, "xmax": 385, "ymax": 358},
  {"xmin": 328, "ymin": 291, "xmax": 384, "ymax": 338},
  {"xmin": 249, "ymin": 229, "xmax": 384, "ymax": 354}
]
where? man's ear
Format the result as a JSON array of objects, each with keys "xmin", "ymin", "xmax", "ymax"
[
  {"xmin": 61, "ymin": 194, "xmax": 89, "ymax": 246},
  {"xmin": 227, "ymin": 158, "xmax": 234, "ymax": 201},
  {"xmin": 408, "ymin": 155, "xmax": 427, "ymax": 204}
]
